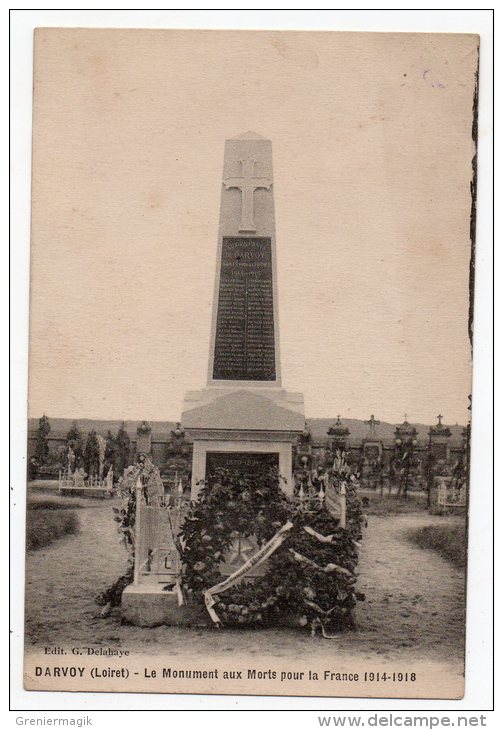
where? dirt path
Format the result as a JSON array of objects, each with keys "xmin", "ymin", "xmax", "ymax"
[
  {"xmin": 352, "ymin": 513, "xmax": 465, "ymax": 662},
  {"xmin": 25, "ymin": 504, "xmax": 465, "ymax": 667}
]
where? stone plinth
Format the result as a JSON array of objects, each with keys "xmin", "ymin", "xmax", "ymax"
[
  {"xmin": 122, "ymin": 585, "xmax": 208, "ymax": 628},
  {"xmin": 182, "ymin": 387, "xmax": 304, "ymax": 498}
]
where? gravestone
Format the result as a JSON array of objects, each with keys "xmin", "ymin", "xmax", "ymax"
[
  {"xmin": 327, "ymin": 417, "xmax": 350, "ymax": 453},
  {"xmin": 361, "ymin": 415, "xmax": 383, "ymax": 490},
  {"xmin": 182, "ymin": 132, "xmax": 304, "ymax": 498},
  {"xmin": 428, "ymin": 415, "xmax": 452, "ymax": 462},
  {"xmin": 136, "ymin": 421, "xmax": 152, "ymax": 455}
]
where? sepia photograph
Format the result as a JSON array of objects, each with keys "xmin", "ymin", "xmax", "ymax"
[{"xmin": 21, "ymin": 25, "xmax": 480, "ymax": 700}]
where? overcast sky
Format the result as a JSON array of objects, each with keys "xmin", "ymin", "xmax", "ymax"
[{"xmin": 28, "ymin": 29, "xmax": 478, "ymax": 424}]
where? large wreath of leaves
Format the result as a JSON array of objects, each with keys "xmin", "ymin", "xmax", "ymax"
[
  {"xmin": 180, "ymin": 466, "xmax": 365, "ymax": 630},
  {"xmin": 180, "ymin": 467, "xmax": 291, "ymax": 599},
  {"xmin": 267, "ymin": 506, "xmax": 363, "ymax": 630}
]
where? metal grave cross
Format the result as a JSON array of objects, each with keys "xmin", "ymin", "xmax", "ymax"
[{"xmin": 223, "ymin": 157, "xmax": 272, "ymax": 232}]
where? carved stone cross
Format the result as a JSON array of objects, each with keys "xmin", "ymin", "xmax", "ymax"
[
  {"xmin": 224, "ymin": 157, "xmax": 272, "ymax": 232},
  {"xmin": 437, "ymin": 414, "xmax": 443, "ymax": 426}
]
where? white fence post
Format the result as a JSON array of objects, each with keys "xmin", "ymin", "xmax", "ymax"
[
  {"xmin": 133, "ymin": 477, "xmax": 143, "ymax": 586},
  {"xmin": 340, "ymin": 481, "xmax": 347, "ymax": 529}
]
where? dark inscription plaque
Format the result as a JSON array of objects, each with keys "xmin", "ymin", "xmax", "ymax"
[
  {"xmin": 364, "ymin": 445, "xmax": 380, "ymax": 460},
  {"xmin": 213, "ymin": 237, "xmax": 276, "ymax": 381},
  {"xmin": 206, "ymin": 452, "xmax": 279, "ymax": 481},
  {"xmin": 431, "ymin": 443, "xmax": 448, "ymax": 460}
]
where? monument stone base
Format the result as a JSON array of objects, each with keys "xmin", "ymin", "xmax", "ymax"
[
  {"xmin": 182, "ymin": 387, "xmax": 305, "ymax": 499},
  {"xmin": 122, "ymin": 585, "xmax": 208, "ymax": 627}
]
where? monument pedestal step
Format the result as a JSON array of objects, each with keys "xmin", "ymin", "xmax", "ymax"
[{"xmin": 122, "ymin": 584, "xmax": 209, "ymax": 628}]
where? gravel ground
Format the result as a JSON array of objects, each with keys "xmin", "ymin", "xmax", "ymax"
[{"xmin": 24, "ymin": 500, "xmax": 465, "ymax": 669}]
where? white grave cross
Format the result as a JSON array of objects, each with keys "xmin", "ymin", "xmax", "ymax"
[{"xmin": 223, "ymin": 157, "xmax": 272, "ymax": 232}]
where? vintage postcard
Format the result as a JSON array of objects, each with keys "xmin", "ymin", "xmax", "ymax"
[{"xmin": 24, "ymin": 28, "xmax": 478, "ymax": 698}]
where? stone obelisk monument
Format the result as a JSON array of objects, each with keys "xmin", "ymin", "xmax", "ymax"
[{"xmin": 182, "ymin": 132, "xmax": 305, "ymax": 498}]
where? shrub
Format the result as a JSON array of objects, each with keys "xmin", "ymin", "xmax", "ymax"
[
  {"xmin": 407, "ymin": 523, "xmax": 466, "ymax": 569},
  {"xmin": 26, "ymin": 509, "xmax": 80, "ymax": 551},
  {"xmin": 27, "ymin": 495, "xmax": 84, "ymax": 511}
]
